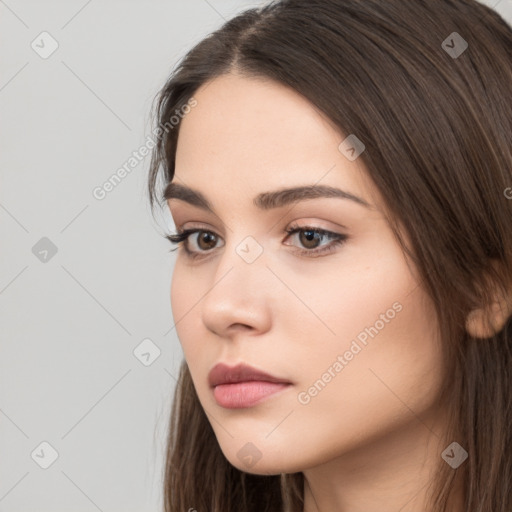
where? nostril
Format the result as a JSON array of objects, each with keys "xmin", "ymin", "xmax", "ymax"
[{"xmin": 229, "ymin": 323, "xmax": 253, "ymax": 332}]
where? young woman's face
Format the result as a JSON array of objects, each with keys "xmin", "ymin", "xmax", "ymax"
[{"xmin": 167, "ymin": 73, "xmax": 444, "ymax": 474}]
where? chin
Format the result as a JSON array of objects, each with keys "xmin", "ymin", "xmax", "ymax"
[{"xmin": 218, "ymin": 438, "xmax": 308, "ymax": 475}]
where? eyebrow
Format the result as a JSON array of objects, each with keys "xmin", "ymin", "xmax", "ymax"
[{"xmin": 164, "ymin": 182, "xmax": 372, "ymax": 213}]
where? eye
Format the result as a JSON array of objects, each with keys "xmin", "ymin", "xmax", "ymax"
[
  {"xmin": 165, "ymin": 228, "xmax": 223, "ymax": 259},
  {"xmin": 283, "ymin": 224, "xmax": 348, "ymax": 257},
  {"xmin": 165, "ymin": 224, "xmax": 348, "ymax": 259}
]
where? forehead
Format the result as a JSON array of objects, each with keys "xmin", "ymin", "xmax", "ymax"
[
  {"xmin": 177, "ymin": 73, "xmax": 340, "ymax": 165},
  {"xmin": 174, "ymin": 73, "xmax": 379, "ymax": 211}
]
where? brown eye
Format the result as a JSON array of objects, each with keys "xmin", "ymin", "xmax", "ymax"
[
  {"xmin": 299, "ymin": 229, "xmax": 322, "ymax": 249},
  {"xmin": 284, "ymin": 225, "xmax": 348, "ymax": 258},
  {"xmin": 196, "ymin": 231, "xmax": 217, "ymax": 250},
  {"xmin": 166, "ymin": 228, "xmax": 225, "ymax": 259}
]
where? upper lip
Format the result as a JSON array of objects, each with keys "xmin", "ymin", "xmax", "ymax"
[{"xmin": 208, "ymin": 363, "xmax": 292, "ymax": 388}]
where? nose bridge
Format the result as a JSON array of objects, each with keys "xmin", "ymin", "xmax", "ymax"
[
  {"xmin": 213, "ymin": 232, "xmax": 268, "ymax": 299},
  {"xmin": 201, "ymin": 232, "xmax": 272, "ymax": 333}
]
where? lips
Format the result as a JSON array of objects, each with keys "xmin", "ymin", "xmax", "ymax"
[
  {"xmin": 208, "ymin": 363, "xmax": 293, "ymax": 409},
  {"xmin": 208, "ymin": 362, "xmax": 292, "ymax": 388}
]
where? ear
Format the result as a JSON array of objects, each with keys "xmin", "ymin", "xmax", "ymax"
[
  {"xmin": 465, "ymin": 263, "xmax": 512, "ymax": 339},
  {"xmin": 465, "ymin": 299, "xmax": 511, "ymax": 338}
]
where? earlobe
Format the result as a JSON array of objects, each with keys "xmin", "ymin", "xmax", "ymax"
[{"xmin": 465, "ymin": 292, "xmax": 512, "ymax": 339}]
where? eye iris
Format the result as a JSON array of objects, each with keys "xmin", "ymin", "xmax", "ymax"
[
  {"xmin": 300, "ymin": 229, "xmax": 320, "ymax": 249},
  {"xmin": 198, "ymin": 232, "xmax": 216, "ymax": 250}
]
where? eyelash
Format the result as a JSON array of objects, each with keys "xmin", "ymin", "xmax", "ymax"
[{"xmin": 165, "ymin": 224, "xmax": 348, "ymax": 260}]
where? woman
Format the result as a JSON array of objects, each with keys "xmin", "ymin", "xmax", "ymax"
[{"xmin": 147, "ymin": 0, "xmax": 512, "ymax": 510}]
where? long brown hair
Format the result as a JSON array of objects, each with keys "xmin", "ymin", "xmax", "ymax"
[{"xmin": 147, "ymin": 1, "xmax": 512, "ymax": 510}]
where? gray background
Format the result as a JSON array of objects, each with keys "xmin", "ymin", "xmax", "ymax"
[{"xmin": 1, "ymin": 1, "xmax": 511, "ymax": 511}]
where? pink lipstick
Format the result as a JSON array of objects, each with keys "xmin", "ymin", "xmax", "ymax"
[{"xmin": 208, "ymin": 363, "xmax": 292, "ymax": 409}]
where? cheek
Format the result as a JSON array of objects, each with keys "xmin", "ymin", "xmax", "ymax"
[
  {"xmin": 279, "ymin": 251, "xmax": 443, "ymax": 438},
  {"xmin": 170, "ymin": 267, "xmax": 210, "ymax": 401},
  {"xmin": 170, "ymin": 262, "xmax": 197, "ymax": 354},
  {"xmin": 274, "ymin": 251, "xmax": 409, "ymax": 353},
  {"xmin": 293, "ymin": 285, "xmax": 443, "ymax": 435},
  {"xmin": 170, "ymin": 261, "xmax": 214, "ymax": 388}
]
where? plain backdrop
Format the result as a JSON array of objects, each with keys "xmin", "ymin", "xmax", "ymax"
[{"xmin": 1, "ymin": 1, "xmax": 511, "ymax": 511}]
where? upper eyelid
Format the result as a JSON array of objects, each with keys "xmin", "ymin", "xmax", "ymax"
[
  {"xmin": 174, "ymin": 218, "xmax": 346, "ymax": 233},
  {"xmin": 176, "ymin": 224, "xmax": 342, "ymax": 237}
]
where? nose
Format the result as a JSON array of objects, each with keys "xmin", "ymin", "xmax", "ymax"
[{"xmin": 201, "ymin": 238, "xmax": 273, "ymax": 339}]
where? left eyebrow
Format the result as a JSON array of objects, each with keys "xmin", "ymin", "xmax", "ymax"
[{"xmin": 164, "ymin": 182, "xmax": 373, "ymax": 213}]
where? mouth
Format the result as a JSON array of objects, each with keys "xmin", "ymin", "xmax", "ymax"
[{"xmin": 208, "ymin": 362, "xmax": 293, "ymax": 409}]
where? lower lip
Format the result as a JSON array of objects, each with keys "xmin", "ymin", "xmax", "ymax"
[{"xmin": 212, "ymin": 381, "xmax": 291, "ymax": 409}]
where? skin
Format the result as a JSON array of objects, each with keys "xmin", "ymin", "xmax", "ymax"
[{"xmin": 167, "ymin": 72, "xmax": 464, "ymax": 512}]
